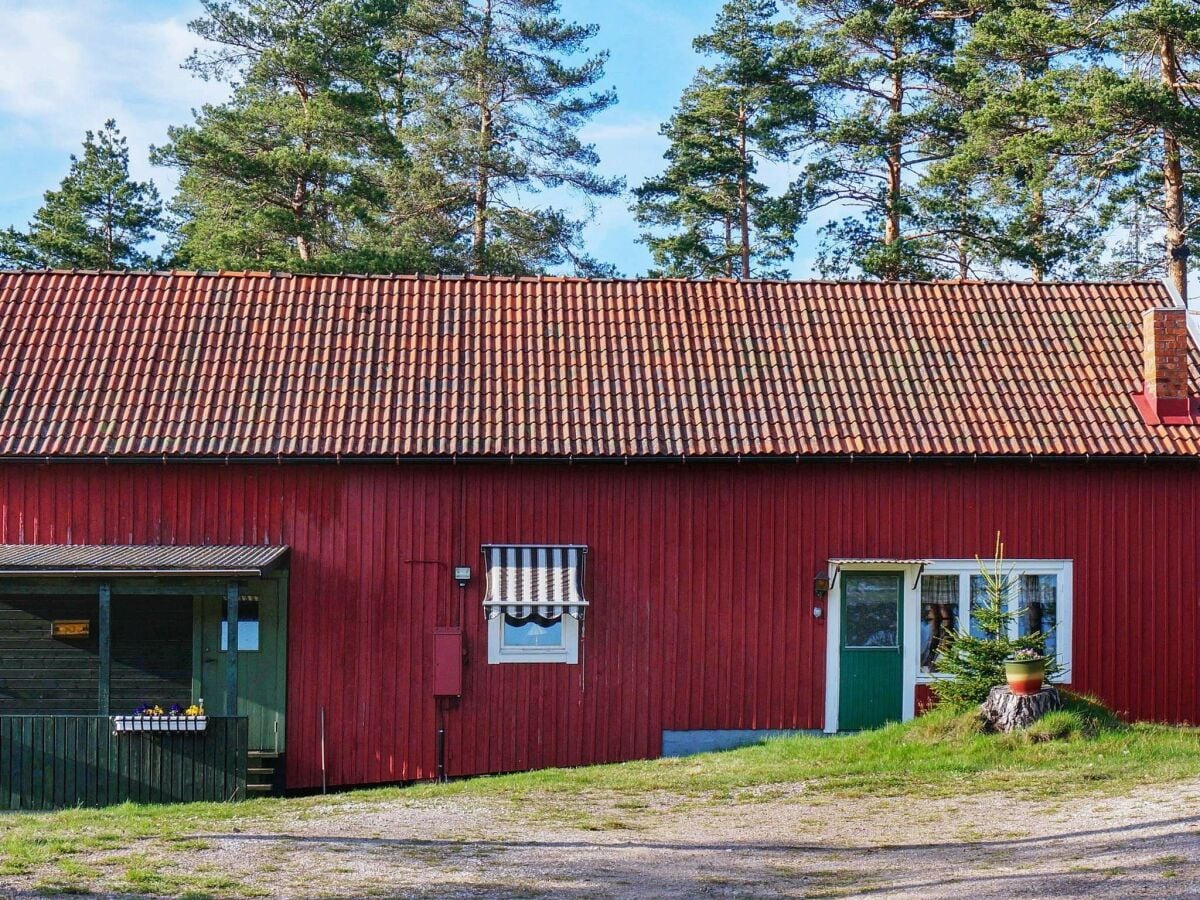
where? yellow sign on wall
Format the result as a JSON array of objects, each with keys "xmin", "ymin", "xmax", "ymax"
[{"xmin": 51, "ymin": 620, "xmax": 90, "ymax": 638}]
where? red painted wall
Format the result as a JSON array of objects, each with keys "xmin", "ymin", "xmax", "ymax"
[{"xmin": 0, "ymin": 460, "xmax": 1196, "ymax": 789}]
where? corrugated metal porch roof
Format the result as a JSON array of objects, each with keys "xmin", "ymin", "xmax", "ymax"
[
  {"xmin": 828, "ymin": 558, "xmax": 933, "ymax": 565},
  {"xmin": 0, "ymin": 545, "xmax": 289, "ymax": 577}
]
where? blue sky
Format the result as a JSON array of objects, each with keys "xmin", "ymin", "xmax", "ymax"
[{"xmin": 1, "ymin": 0, "xmax": 827, "ymax": 276}]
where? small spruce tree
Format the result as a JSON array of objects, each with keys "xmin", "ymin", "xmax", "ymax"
[
  {"xmin": 21, "ymin": 120, "xmax": 164, "ymax": 269},
  {"xmin": 932, "ymin": 534, "xmax": 1059, "ymax": 707}
]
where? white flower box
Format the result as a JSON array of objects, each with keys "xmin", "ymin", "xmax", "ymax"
[{"xmin": 112, "ymin": 716, "xmax": 208, "ymax": 734}]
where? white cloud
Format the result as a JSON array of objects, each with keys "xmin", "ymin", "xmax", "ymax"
[
  {"xmin": 0, "ymin": 0, "xmax": 220, "ymax": 189},
  {"xmin": 0, "ymin": 0, "xmax": 824, "ymax": 278}
]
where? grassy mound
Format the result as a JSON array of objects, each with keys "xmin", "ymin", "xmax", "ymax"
[
  {"xmin": 1023, "ymin": 692, "xmax": 1124, "ymax": 742},
  {"xmin": 908, "ymin": 690, "xmax": 1124, "ymax": 745},
  {"xmin": 399, "ymin": 693, "xmax": 1196, "ymax": 803}
]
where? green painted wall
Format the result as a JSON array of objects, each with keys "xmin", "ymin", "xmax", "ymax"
[
  {"xmin": 0, "ymin": 596, "xmax": 100, "ymax": 713},
  {"xmin": 111, "ymin": 597, "xmax": 192, "ymax": 713},
  {"xmin": 195, "ymin": 576, "xmax": 287, "ymax": 752},
  {"xmin": 0, "ymin": 594, "xmax": 194, "ymax": 715}
]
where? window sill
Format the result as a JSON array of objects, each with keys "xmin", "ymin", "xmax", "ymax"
[
  {"xmin": 489, "ymin": 655, "xmax": 574, "ymax": 665},
  {"xmin": 916, "ymin": 673, "xmax": 1069, "ymax": 686}
]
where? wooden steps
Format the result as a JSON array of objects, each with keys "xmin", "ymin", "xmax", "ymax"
[{"xmin": 247, "ymin": 751, "xmax": 283, "ymax": 795}]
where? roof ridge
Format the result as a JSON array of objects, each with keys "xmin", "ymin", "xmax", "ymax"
[{"xmin": 0, "ymin": 268, "xmax": 1170, "ymax": 288}]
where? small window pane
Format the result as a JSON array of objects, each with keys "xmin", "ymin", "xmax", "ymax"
[
  {"xmin": 503, "ymin": 614, "xmax": 563, "ymax": 648},
  {"xmin": 920, "ymin": 574, "xmax": 959, "ymax": 672},
  {"xmin": 220, "ymin": 600, "xmax": 260, "ymax": 652},
  {"xmin": 1019, "ymin": 574, "xmax": 1058, "ymax": 656},
  {"xmin": 844, "ymin": 574, "xmax": 900, "ymax": 648}
]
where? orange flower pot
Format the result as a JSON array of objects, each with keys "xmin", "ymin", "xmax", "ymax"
[{"xmin": 1005, "ymin": 657, "xmax": 1047, "ymax": 695}]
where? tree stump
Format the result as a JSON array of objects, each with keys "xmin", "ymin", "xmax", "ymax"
[{"xmin": 980, "ymin": 685, "xmax": 1062, "ymax": 732}]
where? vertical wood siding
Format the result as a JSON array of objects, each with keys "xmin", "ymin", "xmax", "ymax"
[
  {"xmin": 0, "ymin": 460, "xmax": 1196, "ymax": 789},
  {"xmin": 0, "ymin": 715, "xmax": 247, "ymax": 808}
]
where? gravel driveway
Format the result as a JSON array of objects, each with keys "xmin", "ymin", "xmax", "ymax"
[{"xmin": 5, "ymin": 780, "xmax": 1200, "ymax": 898}]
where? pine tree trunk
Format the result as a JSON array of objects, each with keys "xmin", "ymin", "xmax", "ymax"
[
  {"xmin": 980, "ymin": 685, "xmax": 1062, "ymax": 733},
  {"xmin": 883, "ymin": 50, "xmax": 903, "ymax": 278},
  {"xmin": 1030, "ymin": 185, "xmax": 1046, "ymax": 282},
  {"xmin": 1161, "ymin": 32, "xmax": 1189, "ymax": 304},
  {"xmin": 291, "ymin": 177, "xmax": 311, "ymax": 263},
  {"xmin": 738, "ymin": 103, "xmax": 751, "ymax": 279},
  {"xmin": 292, "ymin": 84, "xmax": 314, "ymax": 264},
  {"xmin": 472, "ymin": 110, "xmax": 491, "ymax": 273},
  {"xmin": 104, "ymin": 195, "xmax": 115, "ymax": 270},
  {"xmin": 956, "ymin": 184, "xmax": 969, "ymax": 279},
  {"xmin": 471, "ymin": 0, "xmax": 495, "ymax": 275},
  {"xmin": 725, "ymin": 213, "xmax": 734, "ymax": 278}
]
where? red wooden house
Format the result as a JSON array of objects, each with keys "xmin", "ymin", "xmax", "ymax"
[{"xmin": 0, "ymin": 271, "xmax": 1198, "ymax": 794}]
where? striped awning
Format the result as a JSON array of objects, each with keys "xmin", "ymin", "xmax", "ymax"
[{"xmin": 481, "ymin": 545, "xmax": 588, "ymax": 620}]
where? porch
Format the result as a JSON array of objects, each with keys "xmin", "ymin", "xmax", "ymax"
[
  {"xmin": 1, "ymin": 714, "xmax": 248, "ymax": 808},
  {"xmin": 0, "ymin": 545, "xmax": 289, "ymax": 808}
]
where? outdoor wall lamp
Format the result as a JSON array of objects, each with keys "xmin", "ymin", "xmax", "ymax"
[
  {"xmin": 813, "ymin": 572, "xmax": 830, "ymax": 597},
  {"xmin": 812, "ymin": 571, "xmax": 830, "ymax": 619},
  {"xmin": 453, "ymin": 566, "xmax": 472, "ymax": 588}
]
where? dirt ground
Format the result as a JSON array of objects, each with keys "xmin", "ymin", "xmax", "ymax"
[{"xmin": 6, "ymin": 779, "xmax": 1200, "ymax": 898}]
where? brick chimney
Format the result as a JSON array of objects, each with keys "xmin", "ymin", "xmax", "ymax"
[{"xmin": 1137, "ymin": 307, "xmax": 1194, "ymax": 423}]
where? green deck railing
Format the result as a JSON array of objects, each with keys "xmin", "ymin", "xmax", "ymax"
[{"xmin": 0, "ymin": 716, "xmax": 248, "ymax": 809}]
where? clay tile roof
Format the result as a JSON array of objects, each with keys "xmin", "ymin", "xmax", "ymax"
[{"xmin": 0, "ymin": 269, "xmax": 1194, "ymax": 459}]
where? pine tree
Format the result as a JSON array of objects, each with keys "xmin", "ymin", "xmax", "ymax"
[
  {"xmin": 633, "ymin": 0, "xmax": 812, "ymax": 279},
  {"xmin": 906, "ymin": 165, "xmax": 1001, "ymax": 278},
  {"xmin": 777, "ymin": 0, "xmax": 965, "ymax": 279},
  {"xmin": 0, "ymin": 229, "xmax": 39, "ymax": 269},
  {"xmin": 933, "ymin": 535, "xmax": 1060, "ymax": 707},
  {"xmin": 922, "ymin": 0, "xmax": 1108, "ymax": 280},
  {"xmin": 3, "ymin": 120, "xmax": 164, "ymax": 269},
  {"xmin": 394, "ymin": 0, "xmax": 621, "ymax": 275},
  {"xmin": 1099, "ymin": 189, "xmax": 1161, "ymax": 278},
  {"xmin": 155, "ymin": 0, "xmax": 441, "ymax": 272},
  {"xmin": 1089, "ymin": 0, "xmax": 1200, "ymax": 302}
]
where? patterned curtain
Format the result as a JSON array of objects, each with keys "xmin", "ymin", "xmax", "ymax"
[{"xmin": 920, "ymin": 574, "xmax": 959, "ymax": 672}]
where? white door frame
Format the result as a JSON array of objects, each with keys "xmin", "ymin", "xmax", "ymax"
[{"xmin": 823, "ymin": 562, "xmax": 920, "ymax": 733}]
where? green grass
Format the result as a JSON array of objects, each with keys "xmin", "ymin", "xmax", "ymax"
[
  {"xmin": 2, "ymin": 693, "xmax": 1199, "ymax": 896},
  {"xmin": 388, "ymin": 693, "xmax": 1199, "ymax": 803},
  {"xmin": 1022, "ymin": 693, "xmax": 1123, "ymax": 742}
]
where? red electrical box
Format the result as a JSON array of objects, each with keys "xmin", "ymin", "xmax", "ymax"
[{"xmin": 432, "ymin": 627, "xmax": 463, "ymax": 697}]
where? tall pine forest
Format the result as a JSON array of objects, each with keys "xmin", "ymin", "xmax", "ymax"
[{"xmin": 2, "ymin": 0, "xmax": 1200, "ymax": 299}]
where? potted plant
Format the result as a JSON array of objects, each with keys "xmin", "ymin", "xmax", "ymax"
[
  {"xmin": 112, "ymin": 699, "xmax": 208, "ymax": 733},
  {"xmin": 1005, "ymin": 647, "xmax": 1047, "ymax": 695}
]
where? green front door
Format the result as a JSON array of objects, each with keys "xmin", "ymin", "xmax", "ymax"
[
  {"xmin": 838, "ymin": 571, "xmax": 903, "ymax": 731},
  {"xmin": 196, "ymin": 579, "xmax": 287, "ymax": 752}
]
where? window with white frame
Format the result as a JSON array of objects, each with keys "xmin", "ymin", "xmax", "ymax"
[
  {"xmin": 918, "ymin": 560, "xmax": 1071, "ymax": 679},
  {"xmin": 219, "ymin": 596, "xmax": 261, "ymax": 652},
  {"xmin": 482, "ymin": 545, "xmax": 588, "ymax": 664}
]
